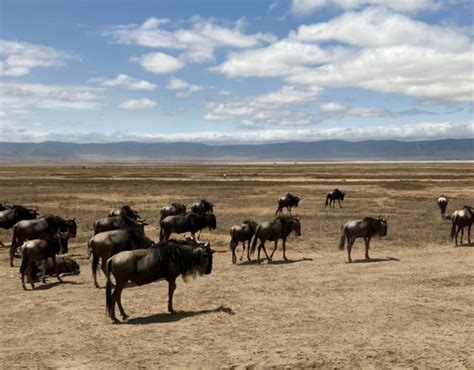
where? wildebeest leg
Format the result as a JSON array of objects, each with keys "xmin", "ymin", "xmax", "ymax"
[
  {"xmin": 247, "ymin": 241, "xmax": 251, "ymax": 261},
  {"xmin": 347, "ymin": 238, "xmax": 355, "ymax": 263},
  {"xmin": 115, "ymin": 282, "xmax": 128, "ymax": 320},
  {"xmin": 240, "ymin": 242, "xmax": 246, "ymax": 261},
  {"xmin": 269, "ymin": 240, "xmax": 278, "ymax": 260},
  {"xmin": 27, "ymin": 267, "xmax": 35, "ymax": 289},
  {"xmin": 110, "ymin": 282, "xmax": 126, "ymax": 323},
  {"xmin": 260, "ymin": 242, "xmax": 271, "ymax": 262},
  {"xmin": 9, "ymin": 243, "xmax": 16, "ymax": 267},
  {"xmin": 282, "ymin": 238, "xmax": 288, "ymax": 261},
  {"xmin": 460, "ymin": 227, "xmax": 464, "ymax": 245},
  {"xmin": 51, "ymin": 255, "xmax": 62, "ymax": 283},
  {"xmin": 364, "ymin": 237, "xmax": 371, "ymax": 260},
  {"xmin": 468, "ymin": 225, "xmax": 471, "ymax": 244},
  {"xmin": 168, "ymin": 279, "xmax": 177, "ymax": 314},
  {"xmin": 231, "ymin": 245, "xmax": 237, "ymax": 264},
  {"xmin": 92, "ymin": 254, "xmax": 100, "ymax": 288},
  {"xmin": 454, "ymin": 226, "xmax": 459, "ymax": 246}
]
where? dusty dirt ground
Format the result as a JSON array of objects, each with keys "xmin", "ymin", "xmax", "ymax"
[{"xmin": 0, "ymin": 163, "xmax": 473, "ymax": 368}]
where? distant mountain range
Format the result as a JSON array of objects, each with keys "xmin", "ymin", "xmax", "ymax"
[{"xmin": 0, "ymin": 139, "xmax": 472, "ymax": 162}]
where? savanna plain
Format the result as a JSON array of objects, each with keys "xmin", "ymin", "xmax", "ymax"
[{"xmin": 0, "ymin": 162, "xmax": 473, "ymax": 369}]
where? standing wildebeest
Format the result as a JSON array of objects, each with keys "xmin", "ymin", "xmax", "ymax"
[
  {"xmin": 105, "ymin": 239, "xmax": 214, "ymax": 323},
  {"xmin": 275, "ymin": 193, "xmax": 301, "ymax": 215},
  {"xmin": 191, "ymin": 199, "xmax": 214, "ymax": 215},
  {"xmin": 338, "ymin": 217, "xmax": 387, "ymax": 263},
  {"xmin": 250, "ymin": 216, "xmax": 301, "ymax": 263},
  {"xmin": 108, "ymin": 205, "xmax": 141, "ymax": 220},
  {"xmin": 93, "ymin": 215, "xmax": 146, "ymax": 235},
  {"xmin": 160, "ymin": 203, "xmax": 187, "ymax": 221},
  {"xmin": 437, "ymin": 195, "xmax": 449, "ymax": 218},
  {"xmin": 0, "ymin": 204, "xmax": 38, "ymax": 233},
  {"xmin": 20, "ymin": 232, "xmax": 67, "ymax": 290},
  {"xmin": 88, "ymin": 228, "xmax": 154, "ymax": 288},
  {"xmin": 229, "ymin": 219, "xmax": 258, "ymax": 264},
  {"xmin": 325, "ymin": 188, "xmax": 346, "ymax": 208},
  {"xmin": 160, "ymin": 212, "xmax": 217, "ymax": 241},
  {"xmin": 450, "ymin": 206, "xmax": 473, "ymax": 246},
  {"xmin": 10, "ymin": 215, "xmax": 77, "ymax": 267}
]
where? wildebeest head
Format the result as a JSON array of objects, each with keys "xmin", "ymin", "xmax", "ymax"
[
  {"xmin": 192, "ymin": 241, "xmax": 215, "ymax": 275},
  {"xmin": 377, "ymin": 217, "xmax": 388, "ymax": 237},
  {"xmin": 206, "ymin": 213, "xmax": 217, "ymax": 230},
  {"xmin": 66, "ymin": 218, "xmax": 77, "ymax": 238},
  {"xmin": 291, "ymin": 217, "xmax": 302, "ymax": 237}
]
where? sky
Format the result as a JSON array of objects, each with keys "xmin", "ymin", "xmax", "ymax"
[{"xmin": 0, "ymin": 0, "xmax": 473, "ymax": 143}]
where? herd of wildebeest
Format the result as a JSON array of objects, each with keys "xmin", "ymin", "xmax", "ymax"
[{"xmin": 0, "ymin": 190, "xmax": 472, "ymax": 323}]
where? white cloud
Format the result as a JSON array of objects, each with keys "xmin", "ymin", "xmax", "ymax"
[
  {"xmin": 320, "ymin": 102, "xmax": 393, "ymax": 117},
  {"xmin": 105, "ymin": 17, "xmax": 276, "ymax": 63},
  {"xmin": 119, "ymin": 98, "xmax": 157, "ymax": 110},
  {"xmin": 0, "ymin": 40, "xmax": 77, "ymax": 76},
  {"xmin": 0, "ymin": 82, "xmax": 101, "ymax": 110},
  {"xmin": 166, "ymin": 77, "xmax": 202, "ymax": 98},
  {"xmin": 131, "ymin": 52, "xmax": 184, "ymax": 74},
  {"xmin": 290, "ymin": 0, "xmax": 440, "ymax": 15},
  {"xmin": 90, "ymin": 74, "xmax": 156, "ymax": 90}
]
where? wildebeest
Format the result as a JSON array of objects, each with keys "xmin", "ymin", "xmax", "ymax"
[
  {"xmin": 20, "ymin": 232, "xmax": 67, "ymax": 290},
  {"xmin": 250, "ymin": 216, "xmax": 301, "ymax": 263},
  {"xmin": 10, "ymin": 214, "xmax": 77, "ymax": 267},
  {"xmin": 450, "ymin": 206, "xmax": 473, "ymax": 246},
  {"xmin": 325, "ymin": 188, "xmax": 346, "ymax": 208},
  {"xmin": 108, "ymin": 205, "xmax": 141, "ymax": 220},
  {"xmin": 31, "ymin": 255, "xmax": 80, "ymax": 279},
  {"xmin": 338, "ymin": 217, "xmax": 388, "ymax": 263},
  {"xmin": 88, "ymin": 228, "xmax": 154, "ymax": 288},
  {"xmin": 275, "ymin": 193, "xmax": 301, "ymax": 215},
  {"xmin": 93, "ymin": 215, "xmax": 146, "ymax": 235},
  {"xmin": 190, "ymin": 199, "xmax": 214, "ymax": 215},
  {"xmin": 229, "ymin": 219, "xmax": 258, "ymax": 264},
  {"xmin": 105, "ymin": 239, "xmax": 214, "ymax": 323},
  {"xmin": 437, "ymin": 195, "xmax": 449, "ymax": 218},
  {"xmin": 160, "ymin": 212, "xmax": 217, "ymax": 241},
  {"xmin": 160, "ymin": 203, "xmax": 187, "ymax": 221},
  {"xmin": 0, "ymin": 205, "xmax": 38, "ymax": 246}
]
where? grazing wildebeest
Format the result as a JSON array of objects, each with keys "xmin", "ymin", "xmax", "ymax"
[
  {"xmin": 93, "ymin": 215, "xmax": 146, "ymax": 235},
  {"xmin": 108, "ymin": 205, "xmax": 141, "ymax": 220},
  {"xmin": 275, "ymin": 193, "xmax": 301, "ymax": 215},
  {"xmin": 20, "ymin": 232, "xmax": 67, "ymax": 290},
  {"xmin": 160, "ymin": 212, "xmax": 217, "ymax": 241},
  {"xmin": 229, "ymin": 219, "xmax": 258, "ymax": 264},
  {"xmin": 190, "ymin": 199, "xmax": 214, "ymax": 215},
  {"xmin": 338, "ymin": 217, "xmax": 388, "ymax": 263},
  {"xmin": 31, "ymin": 255, "xmax": 80, "ymax": 279},
  {"xmin": 105, "ymin": 239, "xmax": 214, "ymax": 323},
  {"xmin": 10, "ymin": 215, "xmax": 77, "ymax": 267},
  {"xmin": 88, "ymin": 228, "xmax": 154, "ymax": 288},
  {"xmin": 450, "ymin": 206, "xmax": 473, "ymax": 246},
  {"xmin": 160, "ymin": 203, "xmax": 187, "ymax": 221},
  {"xmin": 437, "ymin": 195, "xmax": 449, "ymax": 218},
  {"xmin": 325, "ymin": 188, "xmax": 346, "ymax": 208},
  {"xmin": 250, "ymin": 216, "xmax": 301, "ymax": 263},
  {"xmin": 0, "ymin": 205, "xmax": 38, "ymax": 246}
]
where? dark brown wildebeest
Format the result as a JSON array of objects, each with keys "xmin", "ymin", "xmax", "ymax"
[
  {"xmin": 190, "ymin": 199, "xmax": 214, "ymax": 215},
  {"xmin": 105, "ymin": 239, "xmax": 214, "ymax": 323},
  {"xmin": 20, "ymin": 232, "xmax": 68, "ymax": 290},
  {"xmin": 450, "ymin": 206, "xmax": 473, "ymax": 246},
  {"xmin": 160, "ymin": 203, "xmax": 187, "ymax": 221},
  {"xmin": 93, "ymin": 215, "xmax": 146, "ymax": 235},
  {"xmin": 338, "ymin": 217, "xmax": 388, "ymax": 263},
  {"xmin": 10, "ymin": 215, "xmax": 76, "ymax": 267},
  {"xmin": 325, "ymin": 188, "xmax": 346, "ymax": 208},
  {"xmin": 88, "ymin": 228, "xmax": 154, "ymax": 288},
  {"xmin": 250, "ymin": 216, "xmax": 301, "ymax": 263},
  {"xmin": 31, "ymin": 255, "xmax": 80, "ymax": 279},
  {"xmin": 275, "ymin": 193, "xmax": 300, "ymax": 215},
  {"xmin": 437, "ymin": 195, "xmax": 449, "ymax": 218},
  {"xmin": 108, "ymin": 205, "xmax": 141, "ymax": 220},
  {"xmin": 0, "ymin": 205, "xmax": 38, "ymax": 245},
  {"xmin": 159, "ymin": 212, "xmax": 217, "ymax": 241},
  {"xmin": 229, "ymin": 219, "xmax": 258, "ymax": 264}
]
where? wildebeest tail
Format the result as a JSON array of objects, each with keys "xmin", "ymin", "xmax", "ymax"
[
  {"xmin": 338, "ymin": 227, "xmax": 346, "ymax": 250},
  {"xmin": 87, "ymin": 239, "xmax": 93, "ymax": 259},
  {"xmin": 105, "ymin": 257, "xmax": 113, "ymax": 319},
  {"xmin": 250, "ymin": 226, "xmax": 260, "ymax": 255},
  {"xmin": 325, "ymin": 194, "xmax": 330, "ymax": 206},
  {"xmin": 229, "ymin": 228, "xmax": 236, "ymax": 251},
  {"xmin": 159, "ymin": 222, "xmax": 164, "ymax": 241},
  {"xmin": 450, "ymin": 215, "xmax": 457, "ymax": 240}
]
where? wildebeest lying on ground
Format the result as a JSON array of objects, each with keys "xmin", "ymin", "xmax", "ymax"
[
  {"xmin": 105, "ymin": 239, "xmax": 214, "ymax": 323},
  {"xmin": 338, "ymin": 217, "xmax": 388, "ymax": 263},
  {"xmin": 20, "ymin": 231, "xmax": 68, "ymax": 290},
  {"xmin": 88, "ymin": 228, "xmax": 154, "ymax": 288},
  {"xmin": 108, "ymin": 205, "xmax": 141, "ymax": 220},
  {"xmin": 229, "ymin": 219, "xmax": 258, "ymax": 264},
  {"xmin": 93, "ymin": 214, "xmax": 146, "ymax": 235},
  {"xmin": 325, "ymin": 188, "xmax": 346, "ymax": 208},
  {"xmin": 437, "ymin": 195, "xmax": 449, "ymax": 218},
  {"xmin": 160, "ymin": 203, "xmax": 187, "ymax": 221},
  {"xmin": 0, "ymin": 205, "xmax": 38, "ymax": 246},
  {"xmin": 250, "ymin": 215, "xmax": 301, "ymax": 263},
  {"xmin": 31, "ymin": 255, "xmax": 80, "ymax": 279},
  {"xmin": 275, "ymin": 193, "xmax": 300, "ymax": 215},
  {"xmin": 450, "ymin": 205, "xmax": 473, "ymax": 246},
  {"xmin": 10, "ymin": 214, "xmax": 77, "ymax": 267},
  {"xmin": 190, "ymin": 199, "xmax": 214, "ymax": 215},
  {"xmin": 160, "ymin": 212, "xmax": 217, "ymax": 241}
]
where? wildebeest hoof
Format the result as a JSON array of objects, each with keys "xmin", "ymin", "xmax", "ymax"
[
  {"xmin": 169, "ymin": 310, "xmax": 177, "ymax": 315},
  {"xmin": 111, "ymin": 318, "xmax": 120, "ymax": 324}
]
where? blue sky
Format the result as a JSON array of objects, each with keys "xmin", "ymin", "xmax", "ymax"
[{"xmin": 0, "ymin": 0, "xmax": 472, "ymax": 143}]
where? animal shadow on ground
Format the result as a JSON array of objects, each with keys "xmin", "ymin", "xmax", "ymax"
[
  {"xmin": 126, "ymin": 305, "xmax": 235, "ymax": 325},
  {"xmin": 239, "ymin": 257, "xmax": 313, "ymax": 266},
  {"xmin": 455, "ymin": 242, "xmax": 474, "ymax": 248},
  {"xmin": 350, "ymin": 257, "xmax": 400, "ymax": 264},
  {"xmin": 30, "ymin": 280, "xmax": 84, "ymax": 291}
]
